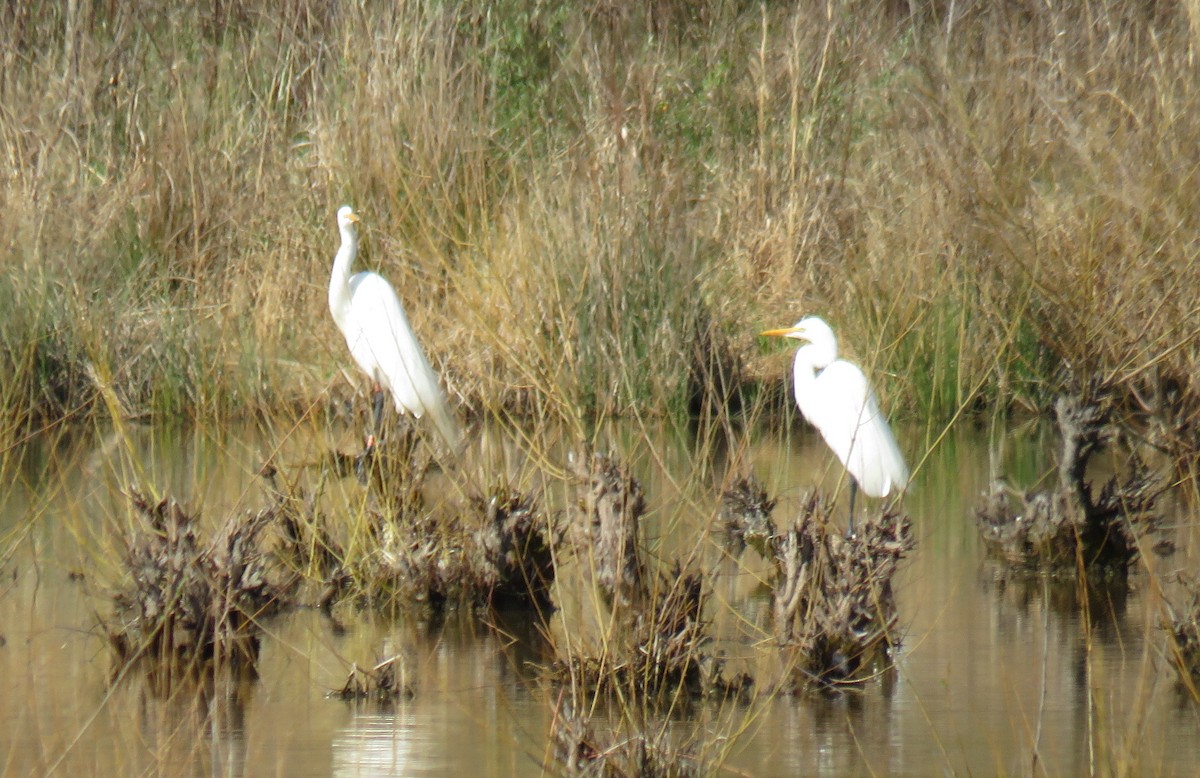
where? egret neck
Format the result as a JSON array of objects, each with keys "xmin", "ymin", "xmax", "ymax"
[
  {"xmin": 329, "ymin": 216, "xmax": 358, "ymax": 330},
  {"xmin": 791, "ymin": 338, "xmax": 836, "ymax": 423}
]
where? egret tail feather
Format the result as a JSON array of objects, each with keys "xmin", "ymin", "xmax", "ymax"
[{"xmin": 428, "ymin": 399, "xmax": 462, "ymax": 452}]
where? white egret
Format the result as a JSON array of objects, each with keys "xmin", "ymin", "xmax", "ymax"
[
  {"xmin": 328, "ymin": 205, "xmax": 461, "ymax": 457},
  {"xmin": 761, "ymin": 316, "xmax": 908, "ymax": 531}
]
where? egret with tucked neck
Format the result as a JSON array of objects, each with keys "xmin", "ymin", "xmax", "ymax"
[
  {"xmin": 328, "ymin": 205, "xmax": 461, "ymax": 466},
  {"xmin": 761, "ymin": 316, "xmax": 908, "ymax": 533}
]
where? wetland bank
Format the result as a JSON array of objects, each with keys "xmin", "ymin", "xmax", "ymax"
[{"xmin": 6, "ymin": 0, "xmax": 1200, "ymax": 774}]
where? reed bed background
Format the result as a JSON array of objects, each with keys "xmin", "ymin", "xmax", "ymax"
[{"xmin": 3, "ymin": 0, "xmax": 1200, "ymax": 443}]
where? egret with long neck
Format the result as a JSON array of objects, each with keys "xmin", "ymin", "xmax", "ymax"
[
  {"xmin": 328, "ymin": 205, "xmax": 461, "ymax": 464},
  {"xmin": 761, "ymin": 316, "xmax": 907, "ymax": 532}
]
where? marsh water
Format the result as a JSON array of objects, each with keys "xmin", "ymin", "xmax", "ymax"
[{"xmin": 2, "ymin": 418, "xmax": 1199, "ymax": 776}]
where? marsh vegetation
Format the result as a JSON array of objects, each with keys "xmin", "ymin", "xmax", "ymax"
[
  {"xmin": 3, "ymin": 0, "xmax": 1200, "ymax": 441},
  {"xmin": 5, "ymin": 0, "xmax": 1200, "ymax": 775}
]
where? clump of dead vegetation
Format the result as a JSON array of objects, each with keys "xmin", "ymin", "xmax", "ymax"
[
  {"xmin": 554, "ymin": 452, "xmax": 751, "ymax": 704},
  {"xmin": 569, "ymin": 452, "xmax": 647, "ymax": 606},
  {"xmin": 976, "ymin": 394, "xmax": 1162, "ymax": 577},
  {"xmin": 107, "ymin": 489, "xmax": 295, "ymax": 674},
  {"xmin": 719, "ymin": 475, "xmax": 776, "ymax": 559},
  {"xmin": 344, "ymin": 485, "xmax": 555, "ymax": 616},
  {"xmin": 348, "ymin": 509, "xmax": 477, "ymax": 615},
  {"xmin": 553, "ymin": 564, "xmax": 752, "ymax": 706},
  {"xmin": 719, "ymin": 476, "xmax": 914, "ymax": 686},
  {"xmin": 770, "ymin": 493, "xmax": 913, "ymax": 687},
  {"xmin": 1162, "ymin": 574, "xmax": 1200, "ymax": 699},
  {"xmin": 472, "ymin": 487, "xmax": 559, "ymax": 613},
  {"xmin": 330, "ymin": 654, "xmax": 414, "ymax": 704},
  {"xmin": 266, "ymin": 454, "xmax": 557, "ymax": 620}
]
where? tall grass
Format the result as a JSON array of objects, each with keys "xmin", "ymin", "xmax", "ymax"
[{"xmin": 3, "ymin": 0, "xmax": 1200, "ymax": 442}]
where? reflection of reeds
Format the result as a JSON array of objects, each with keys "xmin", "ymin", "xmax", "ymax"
[{"xmin": 550, "ymin": 695, "xmax": 703, "ymax": 778}]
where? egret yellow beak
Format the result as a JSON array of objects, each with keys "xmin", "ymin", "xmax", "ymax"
[
  {"xmin": 346, "ymin": 211, "xmax": 361, "ymax": 224},
  {"xmin": 760, "ymin": 326, "xmax": 801, "ymax": 338}
]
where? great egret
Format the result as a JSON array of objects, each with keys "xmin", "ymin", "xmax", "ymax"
[
  {"xmin": 328, "ymin": 205, "xmax": 461, "ymax": 456},
  {"xmin": 761, "ymin": 316, "xmax": 907, "ymax": 531}
]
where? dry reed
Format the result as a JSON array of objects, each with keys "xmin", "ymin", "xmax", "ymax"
[{"xmin": 1, "ymin": 1, "xmax": 1198, "ymax": 456}]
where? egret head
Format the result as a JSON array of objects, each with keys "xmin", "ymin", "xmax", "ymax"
[
  {"xmin": 761, "ymin": 316, "xmax": 839, "ymax": 368},
  {"xmin": 761, "ymin": 316, "xmax": 836, "ymax": 347},
  {"xmin": 336, "ymin": 205, "xmax": 360, "ymax": 230}
]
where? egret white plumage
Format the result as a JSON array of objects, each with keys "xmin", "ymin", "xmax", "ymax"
[
  {"xmin": 761, "ymin": 316, "xmax": 907, "ymax": 531},
  {"xmin": 328, "ymin": 205, "xmax": 461, "ymax": 456}
]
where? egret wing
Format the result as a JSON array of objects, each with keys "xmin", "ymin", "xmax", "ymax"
[
  {"xmin": 347, "ymin": 271, "xmax": 461, "ymax": 449},
  {"xmin": 807, "ymin": 360, "xmax": 908, "ymax": 498}
]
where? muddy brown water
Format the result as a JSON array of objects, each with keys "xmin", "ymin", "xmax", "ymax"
[{"xmin": 2, "ymin": 419, "xmax": 1199, "ymax": 776}]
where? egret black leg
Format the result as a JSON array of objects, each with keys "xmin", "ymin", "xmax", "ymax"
[
  {"xmin": 355, "ymin": 385, "xmax": 386, "ymax": 484},
  {"xmin": 354, "ymin": 444, "xmax": 373, "ymax": 483},
  {"xmin": 371, "ymin": 386, "xmax": 386, "ymax": 443},
  {"xmin": 848, "ymin": 478, "xmax": 859, "ymax": 537}
]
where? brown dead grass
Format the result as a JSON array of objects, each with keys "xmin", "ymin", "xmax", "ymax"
[{"xmin": 2, "ymin": 1, "xmax": 1200, "ymax": 449}]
